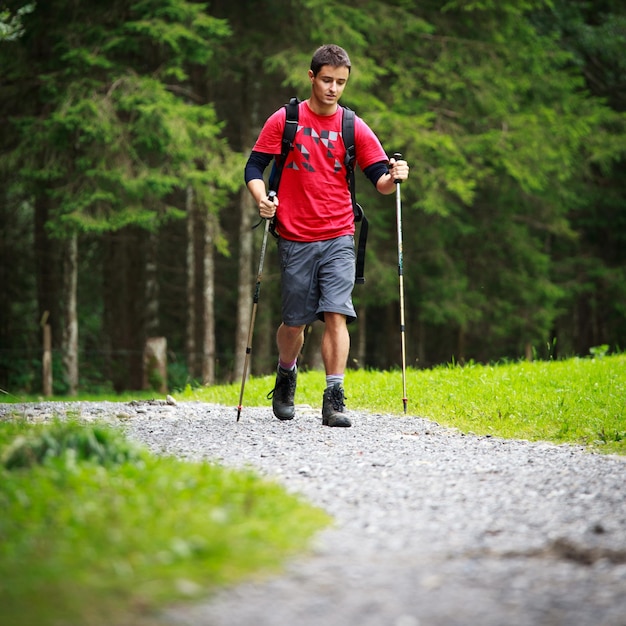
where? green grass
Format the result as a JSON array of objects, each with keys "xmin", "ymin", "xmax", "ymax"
[
  {"xmin": 183, "ymin": 354, "xmax": 626, "ymax": 455},
  {"xmin": 0, "ymin": 419, "xmax": 330, "ymax": 626},
  {"xmin": 1, "ymin": 355, "xmax": 624, "ymax": 625}
]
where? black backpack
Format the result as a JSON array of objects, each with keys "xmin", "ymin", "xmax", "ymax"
[{"xmin": 269, "ymin": 97, "xmax": 369, "ymax": 284}]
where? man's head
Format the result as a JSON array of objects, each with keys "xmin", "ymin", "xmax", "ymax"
[{"xmin": 310, "ymin": 44, "xmax": 351, "ymax": 76}]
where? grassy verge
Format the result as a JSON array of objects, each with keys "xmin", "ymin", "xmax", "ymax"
[
  {"xmin": 0, "ymin": 419, "xmax": 330, "ymax": 626},
  {"xmin": 1, "ymin": 355, "xmax": 623, "ymax": 624},
  {"xmin": 182, "ymin": 354, "xmax": 626, "ymax": 455}
]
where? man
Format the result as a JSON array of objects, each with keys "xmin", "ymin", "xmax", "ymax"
[{"xmin": 244, "ymin": 44, "xmax": 409, "ymax": 427}]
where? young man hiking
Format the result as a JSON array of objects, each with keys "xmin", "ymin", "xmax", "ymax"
[{"xmin": 244, "ymin": 44, "xmax": 409, "ymax": 427}]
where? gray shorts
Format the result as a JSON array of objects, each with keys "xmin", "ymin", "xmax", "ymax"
[{"xmin": 278, "ymin": 235, "xmax": 357, "ymax": 326}]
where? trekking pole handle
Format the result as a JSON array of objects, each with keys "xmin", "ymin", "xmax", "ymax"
[
  {"xmin": 262, "ymin": 190, "xmax": 277, "ymax": 222},
  {"xmin": 392, "ymin": 153, "xmax": 403, "ymax": 184}
]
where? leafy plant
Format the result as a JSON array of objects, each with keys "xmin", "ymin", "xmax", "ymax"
[
  {"xmin": 1, "ymin": 419, "xmax": 143, "ymax": 470},
  {"xmin": 589, "ymin": 344, "xmax": 610, "ymax": 358}
]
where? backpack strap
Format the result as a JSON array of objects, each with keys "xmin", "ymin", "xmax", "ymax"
[
  {"xmin": 269, "ymin": 97, "xmax": 299, "ymax": 195},
  {"xmin": 342, "ymin": 106, "xmax": 368, "ymax": 285},
  {"xmin": 264, "ymin": 97, "xmax": 299, "ymax": 237}
]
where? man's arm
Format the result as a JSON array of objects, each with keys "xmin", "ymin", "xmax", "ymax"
[
  {"xmin": 375, "ymin": 157, "xmax": 409, "ymax": 195},
  {"xmin": 363, "ymin": 157, "xmax": 410, "ymax": 195},
  {"xmin": 244, "ymin": 151, "xmax": 278, "ymax": 218}
]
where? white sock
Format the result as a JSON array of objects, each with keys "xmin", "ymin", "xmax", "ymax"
[{"xmin": 326, "ymin": 374, "xmax": 344, "ymax": 389}]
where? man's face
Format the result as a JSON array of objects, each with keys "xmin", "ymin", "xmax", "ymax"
[{"xmin": 309, "ymin": 65, "xmax": 350, "ymax": 109}]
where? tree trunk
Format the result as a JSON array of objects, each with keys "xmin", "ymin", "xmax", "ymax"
[
  {"xmin": 386, "ymin": 303, "xmax": 399, "ymax": 369},
  {"xmin": 144, "ymin": 228, "xmax": 159, "ymax": 338},
  {"xmin": 42, "ymin": 315, "xmax": 52, "ymax": 397},
  {"xmin": 143, "ymin": 228, "xmax": 166, "ymax": 391},
  {"xmin": 457, "ymin": 326, "xmax": 466, "ymax": 365},
  {"xmin": 250, "ymin": 232, "xmax": 282, "ymax": 377},
  {"xmin": 417, "ymin": 317, "xmax": 425, "ymax": 368},
  {"xmin": 201, "ymin": 211, "xmax": 216, "ymax": 385},
  {"xmin": 34, "ymin": 194, "xmax": 61, "ymax": 362},
  {"xmin": 143, "ymin": 336, "xmax": 167, "ymax": 393},
  {"xmin": 103, "ymin": 228, "xmax": 143, "ymax": 392},
  {"xmin": 186, "ymin": 186, "xmax": 197, "ymax": 379},
  {"xmin": 234, "ymin": 188, "xmax": 254, "ymax": 382},
  {"xmin": 525, "ymin": 341, "xmax": 533, "ymax": 361},
  {"xmin": 61, "ymin": 233, "xmax": 78, "ymax": 395},
  {"xmin": 355, "ymin": 306, "xmax": 366, "ymax": 369}
]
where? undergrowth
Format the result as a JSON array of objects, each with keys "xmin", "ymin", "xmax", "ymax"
[{"xmin": 0, "ymin": 419, "xmax": 330, "ymax": 626}]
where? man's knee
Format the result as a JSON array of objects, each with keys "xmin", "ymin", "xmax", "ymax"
[
  {"xmin": 280, "ymin": 323, "xmax": 306, "ymax": 338},
  {"xmin": 323, "ymin": 312, "xmax": 347, "ymax": 330}
]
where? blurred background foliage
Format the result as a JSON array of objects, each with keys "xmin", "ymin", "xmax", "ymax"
[{"xmin": 1, "ymin": 0, "xmax": 624, "ymax": 394}]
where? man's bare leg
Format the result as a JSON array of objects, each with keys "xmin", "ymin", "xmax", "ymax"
[
  {"xmin": 276, "ymin": 323, "xmax": 305, "ymax": 366},
  {"xmin": 321, "ymin": 312, "xmax": 351, "ymax": 427},
  {"xmin": 270, "ymin": 323, "xmax": 305, "ymax": 421},
  {"xmin": 321, "ymin": 312, "xmax": 349, "ymax": 375}
]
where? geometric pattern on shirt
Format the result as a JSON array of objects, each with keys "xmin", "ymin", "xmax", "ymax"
[{"xmin": 290, "ymin": 125, "xmax": 343, "ymax": 174}]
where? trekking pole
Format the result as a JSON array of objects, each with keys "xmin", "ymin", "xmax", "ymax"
[
  {"xmin": 393, "ymin": 153, "xmax": 408, "ymax": 414},
  {"xmin": 236, "ymin": 191, "xmax": 275, "ymax": 422}
]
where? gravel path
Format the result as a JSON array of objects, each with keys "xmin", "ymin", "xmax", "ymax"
[{"xmin": 4, "ymin": 399, "xmax": 626, "ymax": 626}]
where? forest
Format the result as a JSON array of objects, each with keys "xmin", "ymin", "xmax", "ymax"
[{"xmin": 1, "ymin": 0, "xmax": 625, "ymax": 395}]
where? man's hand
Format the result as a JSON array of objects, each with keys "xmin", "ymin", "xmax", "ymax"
[
  {"xmin": 259, "ymin": 192, "xmax": 278, "ymax": 219},
  {"xmin": 388, "ymin": 157, "xmax": 409, "ymax": 183},
  {"xmin": 376, "ymin": 157, "xmax": 410, "ymax": 195}
]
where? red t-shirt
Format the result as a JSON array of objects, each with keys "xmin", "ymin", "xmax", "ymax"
[{"xmin": 252, "ymin": 100, "xmax": 388, "ymax": 242}]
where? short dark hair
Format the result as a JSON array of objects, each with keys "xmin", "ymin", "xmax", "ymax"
[{"xmin": 310, "ymin": 44, "xmax": 351, "ymax": 76}]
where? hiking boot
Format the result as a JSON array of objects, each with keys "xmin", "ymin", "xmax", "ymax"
[
  {"xmin": 322, "ymin": 383, "xmax": 352, "ymax": 427},
  {"xmin": 267, "ymin": 366, "xmax": 297, "ymax": 420}
]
